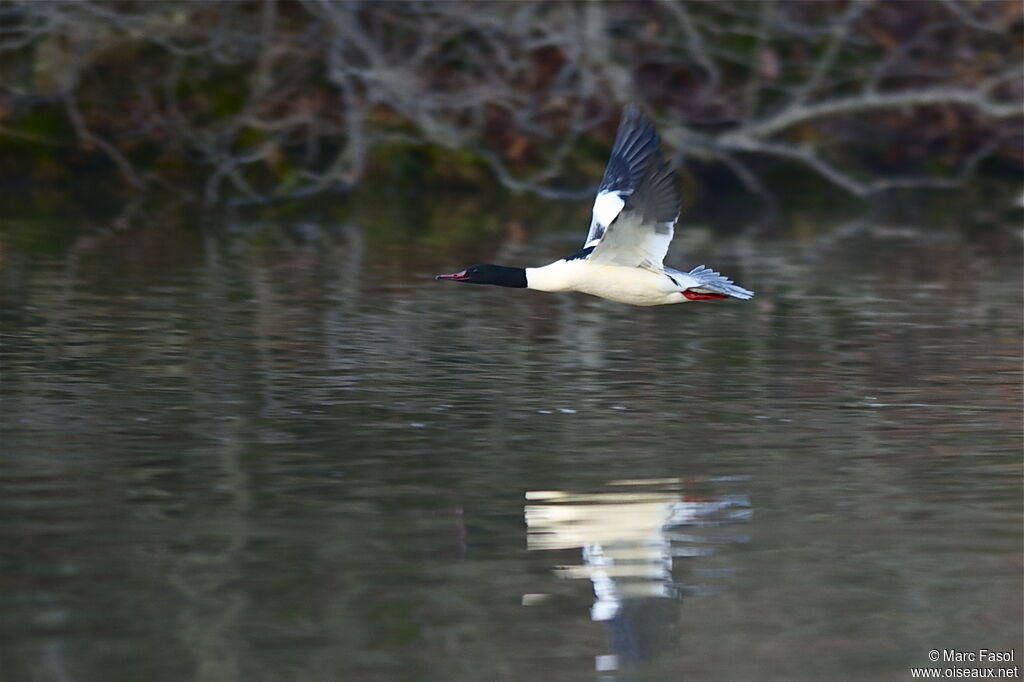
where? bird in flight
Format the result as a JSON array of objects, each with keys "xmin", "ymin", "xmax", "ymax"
[{"xmin": 436, "ymin": 106, "xmax": 753, "ymax": 306}]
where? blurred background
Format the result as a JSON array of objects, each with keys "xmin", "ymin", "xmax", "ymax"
[
  {"xmin": 0, "ymin": 2, "xmax": 1022, "ymax": 682},
  {"xmin": 0, "ymin": 0, "xmax": 1021, "ymax": 204}
]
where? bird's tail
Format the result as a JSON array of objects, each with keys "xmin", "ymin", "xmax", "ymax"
[{"xmin": 684, "ymin": 265, "xmax": 754, "ymax": 300}]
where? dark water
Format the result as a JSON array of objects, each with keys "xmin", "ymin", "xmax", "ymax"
[{"xmin": 1, "ymin": 200, "xmax": 1021, "ymax": 682}]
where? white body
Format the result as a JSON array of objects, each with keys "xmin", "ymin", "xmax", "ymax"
[{"xmin": 527, "ymin": 260, "xmax": 695, "ymax": 306}]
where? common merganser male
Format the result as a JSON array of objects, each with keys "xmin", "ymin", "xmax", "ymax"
[{"xmin": 436, "ymin": 105, "xmax": 753, "ymax": 306}]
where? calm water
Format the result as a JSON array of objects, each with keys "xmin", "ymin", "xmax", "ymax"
[{"xmin": 1, "ymin": 198, "xmax": 1021, "ymax": 682}]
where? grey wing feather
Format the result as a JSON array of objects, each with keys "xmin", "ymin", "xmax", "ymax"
[
  {"xmin": 588, "ymin": 156, "xmax": 681, "ymax": 269},
  {"xmin": 627, "ymin": 160, "xmax": 679, "ymax": 226}
]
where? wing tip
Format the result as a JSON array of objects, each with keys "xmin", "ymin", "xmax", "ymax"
[{"xmin": 606, "ymin": 105, "xmax": 662, "ymax": 183}]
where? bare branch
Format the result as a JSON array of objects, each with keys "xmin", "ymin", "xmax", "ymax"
[
  {"xmin": 660, "ymin": 0, "xmax": 721, "ymax": 93},
  {"xmin": 3, "ymin": 0, "xmax": 1019, "ymax": 202},
  {"xmin": 715, "ymin": 133, "xmax": 1007, "ymax": 198},
  {"xmin": 63, "ymin": 91, "xmax": 145, "ymax": 189},
  {"xmin": 722, "ymin": 87, "xmax": 1021, "ymax": 145},
  {"xmin": 741, "ymin": 0, "xmax": 776, "ymax": 124},
  {"xmin": 790, "ymin": 1, "xmax": 874, "ymax": 106}
]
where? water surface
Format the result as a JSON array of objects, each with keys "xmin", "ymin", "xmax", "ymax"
[{"xmin": 1, "ymin": 199, "xmax": 1021, "ymax": 681}]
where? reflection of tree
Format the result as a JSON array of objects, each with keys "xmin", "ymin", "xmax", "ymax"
[{"xmin": 0, "ymin": 1, "xmax": 1020, "ymax": 202}]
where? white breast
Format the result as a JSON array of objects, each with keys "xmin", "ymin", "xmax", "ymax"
[{"xmin": 525, "ymin": 260, "xmax": 684, "ymax": 306}]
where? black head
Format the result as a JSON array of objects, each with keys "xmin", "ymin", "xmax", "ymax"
[{"xmin": 435, "ymin": 264, "xmax": 527, "ymax": 288}]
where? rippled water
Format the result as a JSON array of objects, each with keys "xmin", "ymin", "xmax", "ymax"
[{"xmin": 1, "ymin": 201, "xmax": 1021, "ymax": 681}]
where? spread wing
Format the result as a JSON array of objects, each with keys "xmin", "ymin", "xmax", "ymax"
[
  {"xmin": 588, "ymin": 160, "xmax": 679, "ymax": 269},
  {"xmin": 582, "ymin": 105, "xmax": 664, "ymax": 249}
]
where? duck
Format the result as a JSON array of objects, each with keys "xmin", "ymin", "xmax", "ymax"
[{"xmin": 436, "ymin": 105, "xmax": 753, "ymax": 306}]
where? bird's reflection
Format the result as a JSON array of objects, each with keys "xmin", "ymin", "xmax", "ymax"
[{"xmin": 525, "ymin": 477, "xmax": 751, "ymax": 672}]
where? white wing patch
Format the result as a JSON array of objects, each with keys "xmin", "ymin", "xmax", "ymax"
[
  {"xmin": 584, "ymin": 190, "xmax": 627, "ymax": 248},
  {"xmin": 593, "ymin": 190, "xmax": 625, "ymax": 228}
]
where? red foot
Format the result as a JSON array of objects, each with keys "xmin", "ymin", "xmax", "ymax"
[{"xmin": 683, "ymin": 290, "xmax": 728, "ymax": 301}]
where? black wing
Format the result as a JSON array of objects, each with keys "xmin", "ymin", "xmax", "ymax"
[{"xmin": 582, "ymin": 105, "xmax": 665, "ymax": 248}]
